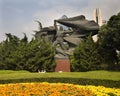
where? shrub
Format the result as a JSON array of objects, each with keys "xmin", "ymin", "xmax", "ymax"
[{"xmin": 0, "ymin": 78, "xmax": 119, "ymax": 88}]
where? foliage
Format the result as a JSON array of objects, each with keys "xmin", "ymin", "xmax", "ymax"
[
  {"xmin": 0, "ymin": 78, "xmax": 120, "ymax": 88},
  {"xmin": 117, "ymin": 52, "xmax": 120, "ymax": 70},
  {"xmin": 98, "ymin": 12, "xmax": 120, "ymax": 70},
  {"xmin": 102, "ymin": 13, "xmax": 120, "ymax": 48},
  {"xmin": 0, "ymin": 33, "xmax": 55, "ymax": 72},
  {"xmin": 25, "ymin": 38, "xmax": 55, "ymax": 72},
  {"xmin": 0, "ymin": 33, "xmax": 20, "ymax": 70},
  {"xmin": 71, "ymin": 35, "xmax": 101, "ymax": 71}
]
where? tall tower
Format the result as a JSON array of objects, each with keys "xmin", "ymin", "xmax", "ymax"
[{"xmin": 93, "ymin": 8, "xmax": 103, "ymax": 26}]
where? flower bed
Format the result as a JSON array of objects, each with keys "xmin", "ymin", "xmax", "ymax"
[{"xmin": 0, "ymin": 82, "xmax": 120, "ymax": 96}]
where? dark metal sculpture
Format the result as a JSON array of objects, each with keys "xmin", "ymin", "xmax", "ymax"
[{"xmin": 34, "ymin": 15, "xmax": 99, "ymax": 59}]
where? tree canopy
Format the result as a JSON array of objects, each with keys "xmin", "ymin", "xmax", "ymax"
[{"xmin": 0, "ymin": 33, "xmax": 55, "ymax": 72}]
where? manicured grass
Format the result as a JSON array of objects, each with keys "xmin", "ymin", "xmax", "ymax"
[
  {"xmin": 0, "ymin": 70, "xmax": 120, "ymax": 81},
  {"xmin": 0, "ymin": 70, "xmax": 29, "ymax": 74}
]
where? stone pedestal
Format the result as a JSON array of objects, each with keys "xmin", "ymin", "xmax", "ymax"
[{"xmin": 55, "ymin": 59, "xmax": 70, "ymax": 72}]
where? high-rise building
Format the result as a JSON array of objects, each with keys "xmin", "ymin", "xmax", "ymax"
[
  {"xmin": 93, "ymin": 8, "xmax": 103, "ymax": 42},
  {"xmin": 93, "ymin": 8, "xmax": 103, "ymax": 26}
]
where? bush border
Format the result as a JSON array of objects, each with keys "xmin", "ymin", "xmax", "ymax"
[{"xmin": 0, "ymin": 78, "xmax": 120, "ymax": 88}]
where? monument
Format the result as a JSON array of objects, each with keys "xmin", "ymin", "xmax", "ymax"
[{"xmin": 34, "ymin": 15, "xmax": 99, "ymax": 72}]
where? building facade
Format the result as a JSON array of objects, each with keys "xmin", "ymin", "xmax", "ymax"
[{"xmin": 93, "ymin": 8, "xmax": 103, "ymax": 26}]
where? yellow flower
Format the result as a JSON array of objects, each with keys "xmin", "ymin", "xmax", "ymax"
[{"xmin": 0, "ymin": 82, "xmax": 119, "ymax": 96}]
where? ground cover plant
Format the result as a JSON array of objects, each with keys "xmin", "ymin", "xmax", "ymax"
[
  {"xmin": 0, "ymin": 70, "xmax": 120, "ymax": 81},
  {"xmin": 0, "ymin": 70, "xmax": 120, "ymax": 88},
  {"xmin": 0, "ymin": 82, "xmax": 120, "ymax": 96}
]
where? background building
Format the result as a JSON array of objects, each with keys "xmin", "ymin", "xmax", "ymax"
[
  {"xmin": 93, "ymin": 8, "xmax": 103, "ymax": 26},
  {"xmin": 93, "ymin": 8, "xmax": 105, "ymax": 42}
]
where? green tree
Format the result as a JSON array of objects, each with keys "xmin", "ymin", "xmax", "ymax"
[
  {"xmin": 0, "ymin": 42, "xmax": 5, "ymax": 69},
  {"xmin": 0, "ymin": 33, "xmax": 20, "ymax": 70},
  {"xmin": 98, "ymin": 12, "xmax": 120, "ymax": 70},
  {"xmin": 8, "ymin": 33, "xmax": 29, "ymax": 70},
  {"xmin": 71, "ymin": 35, "xmax": 101, "ymax": 72},
  {"xmin": 25, "ymin": 38, "xmax": 55, "ymax": 72},
  {"xmin": 0, "ymin": 33, "xmax": 55, "ymax": 72}
]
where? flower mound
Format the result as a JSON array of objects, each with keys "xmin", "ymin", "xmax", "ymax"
[
  {"xmin": 0, "ymin": 82, "xmax": 120, "ymax": 96},
  {"xmin": 0, "ymin": 82, "xmax": 93, "ymax": 96}
]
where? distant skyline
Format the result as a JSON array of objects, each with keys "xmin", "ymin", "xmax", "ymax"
[{"xmin": 0, "ymin": 0, "xmax": 120, "ymax": 42}]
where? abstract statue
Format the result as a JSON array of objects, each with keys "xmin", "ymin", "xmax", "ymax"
[{"xmin": 34, "ymin": 15, "xmax": 99, "ymax": 59}]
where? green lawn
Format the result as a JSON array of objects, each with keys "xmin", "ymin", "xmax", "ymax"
[{"xmin": 0, "ymin": 70, "xmax": 120, "ymax": 81}]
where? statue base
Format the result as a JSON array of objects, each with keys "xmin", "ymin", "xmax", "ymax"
[{"xmin": 55, "ymin": 59, "xmax": 70, "ymax": 72}]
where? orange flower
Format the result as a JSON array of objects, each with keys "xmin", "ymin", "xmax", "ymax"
[{"xmin": 0, "ymin": 82, "xmax": 94, "ymax": 96}]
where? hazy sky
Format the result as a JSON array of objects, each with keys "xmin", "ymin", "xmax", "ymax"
[{"xmin": 0, "ymin": 0, "xmax": 120, "ymax": 42}]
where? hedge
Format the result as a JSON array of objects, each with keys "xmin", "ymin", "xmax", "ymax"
[{"xmin": 0, "ymin": 78, "xmax": 120, "ymax": 88}]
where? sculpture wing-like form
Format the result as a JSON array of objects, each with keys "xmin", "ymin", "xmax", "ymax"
[
  {"xmin": 57, "ymin": 15, "xmax": 85, "ymax": 21},
  {"xmin": 35, "ymin": 20, "xmax": 42, "ymax": 31},
  {"xmin": 55, "ymin": 15, "xmax": 99, "ymax": 35}
]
